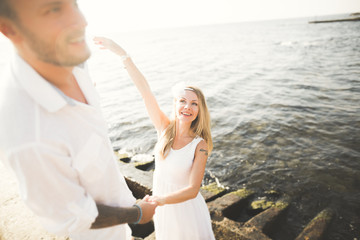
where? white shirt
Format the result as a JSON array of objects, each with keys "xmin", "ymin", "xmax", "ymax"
[{"xmin": 0, "ymin": 54, "xmax": 136, "ymax": 239}]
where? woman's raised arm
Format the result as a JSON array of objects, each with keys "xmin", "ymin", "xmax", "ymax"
[{"xmin": 94, "ymin": 37, "xmax": 169, "ymax": 132}]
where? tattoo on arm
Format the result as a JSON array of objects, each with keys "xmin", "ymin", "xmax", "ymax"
[
  {"xmin": 199, "ymin": 148, "xmax": 208, "ymax": 156},
  {"xmin": 91, "ymin": 204, "xmax": 139, "ymax": 229}
]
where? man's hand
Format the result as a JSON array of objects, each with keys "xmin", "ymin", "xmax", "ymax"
[{"xmin": 136, "ymin": 195, "xmax": 158, "ymax": 224}]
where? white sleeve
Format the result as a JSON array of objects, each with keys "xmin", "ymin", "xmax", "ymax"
[{"xmin": 6, "ymin": 142, "xmax": 98, "ymax": 235}]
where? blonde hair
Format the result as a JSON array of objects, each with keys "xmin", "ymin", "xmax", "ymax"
[{"xmin": 155, "ymin": 85, "xmax": 213, "ymax": 160}]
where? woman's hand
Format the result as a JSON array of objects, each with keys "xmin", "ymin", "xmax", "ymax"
[
  {"xmin": 93, "ymin": 36, "xmax": 127, "ymax": 56},
  {"xmin": 146, "ymin": 195, "xmax": 166, "ymax": 206},
  {"xmin": 94, "ymin": 36, "xmax": 170, "ymax": 133}
]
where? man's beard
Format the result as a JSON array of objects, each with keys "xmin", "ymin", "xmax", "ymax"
[{"xmin": 18, "ymin": 24, "xmax": 91, "ymax": 67}]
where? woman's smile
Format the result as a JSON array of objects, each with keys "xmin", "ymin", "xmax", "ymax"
[{"xmin": 176, "ymin": 90, "xmax": 199, "ymax": 122}]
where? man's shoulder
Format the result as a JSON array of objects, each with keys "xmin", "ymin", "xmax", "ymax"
[
  {"xmin": 0, "ymin": 69, "xmax": 38, "ymax": 151},
  {"xmin": 0, "ymin": 66, "xmax": 35, "ymax": 111}
]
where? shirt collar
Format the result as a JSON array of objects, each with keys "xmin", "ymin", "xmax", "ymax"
[{"xmin": 11, "ymin": 54, "xmax": 96, "ymax": 113}]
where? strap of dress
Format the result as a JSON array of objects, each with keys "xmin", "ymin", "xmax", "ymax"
[{"xmin": 191, "ymin": 136, "xmax": 204, "ymax": 153}]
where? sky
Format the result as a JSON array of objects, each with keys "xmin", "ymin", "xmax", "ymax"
[
  {"xmin": 0, "ymin": 0, "xmax": 358, "ymax": 42},
  {"xmin": 79, "ymin": 0, "xmax": 360, "ymax": 33}
]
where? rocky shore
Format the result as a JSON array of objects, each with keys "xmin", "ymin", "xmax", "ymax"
[
  {"xmin": 119, "ymin": 154, "xmax": 334, "ymax": 240},
  {"xmin": 0, "ymin": 152, "xmax": 334, "ymax": 240}
]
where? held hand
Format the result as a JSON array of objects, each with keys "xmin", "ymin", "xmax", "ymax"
[
  {"xmin": 147, "ymin": 195, "xmax": 166, "ymax": 206},
  {"xmin": 93, "ymin": 36, "xmax": 127, "ymax": 56},
  {"xmin": 136, "ymin": 197, "xmax": 158, "ymax": 224}
]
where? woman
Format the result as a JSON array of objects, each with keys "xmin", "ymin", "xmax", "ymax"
[{"xmin": 94, "ymin": 37, "xmax": 215, "ymax": 240}]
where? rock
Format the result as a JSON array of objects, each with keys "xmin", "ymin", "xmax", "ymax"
[
  {"xmin": 130, "ymin": 221, "xmax": 154, "ymax": 239},
  {"xmin": 295, "ymin": 208, "xmax": 334, "ymax": 240},
  {"xmin": 251, "ymin": 198, "xmax": 275, "ymax": 211},
  {"xmin": 144, "ymin": 231, "xmax": 156, "ymax": 240},
  {"xmin": 118, "ymin": 161, "xmax": 153, "ymax": 198},
  {"xmin": 200, "ymin": 182, "xmax": 227, "ymax": 202},
  {"xmin": 212, "ymin": 218, "xmax": 271, "ymax": 240},
  {"xmin": 207, "ymin": 188, "xmax": 254, "ymax": 221},
  {"xmin": 245, "ymin": 199, "xmax": 290, "ymax": 235},
  {"xmin": 114, "ymin": 150, "xmax": 132, "ymax": 163},
  {"xmin": 134, "ymin": 160, "xmax": 155, "ymax": 171}
]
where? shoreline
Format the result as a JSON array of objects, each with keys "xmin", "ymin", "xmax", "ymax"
[{"xmin": 0, "ymin": 154, "xmax": 334, "ymax": 240}]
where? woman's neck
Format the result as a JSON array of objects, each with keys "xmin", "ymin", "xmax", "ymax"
[{"xmin": 175, "ymin": 120, "xmax": 193, "ymax": 138}]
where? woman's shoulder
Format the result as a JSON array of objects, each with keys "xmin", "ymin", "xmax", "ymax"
[
  {"xmin": 193, "ymin": 138, "xmax": 209, "ymax": 159},
  {"xmin": 194, "ymin": 136, "xmax": 207, "ymax": 148}
]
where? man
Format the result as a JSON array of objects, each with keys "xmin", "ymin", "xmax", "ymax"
[{"xmin": 0, "ymin": 0, "xmax": 157, "ymax": 239}]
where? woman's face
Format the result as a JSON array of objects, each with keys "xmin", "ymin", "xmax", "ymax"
[{"xmin": 175, "ymin": 90, "xmax": 199, "ymax": 123}]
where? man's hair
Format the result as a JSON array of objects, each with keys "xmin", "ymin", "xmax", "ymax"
[{"xmin": 0, "ymin": 0, "xmax": 17, "ymax": 20}]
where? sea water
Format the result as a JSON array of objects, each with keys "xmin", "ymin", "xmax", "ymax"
[{"xmin": 1, "ymin": 14, "xmax": 359, "ymax": 239}]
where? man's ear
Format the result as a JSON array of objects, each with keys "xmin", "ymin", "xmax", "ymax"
[{"xmin": 0, "ymin": 18, "xmax": 21, "ymax": 42}]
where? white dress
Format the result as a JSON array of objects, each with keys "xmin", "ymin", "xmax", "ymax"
[{"xmin": 153, "ymin": 136, "xmax": 216, "ymax": 240}]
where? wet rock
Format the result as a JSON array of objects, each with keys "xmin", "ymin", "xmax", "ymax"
[
  {"xmin": 114, "ymin": 150, "xmax": 132, "ymax": 163},
  {"xmin": 118, "ymin": 161, "xmax": 153, "ymax": 198},
  {"xmin": 207, "ymin": 188, "xmax": 254, "ymax": 221},
  {"xmin": 130, "ymin": 221, "xmax": 154, "ymax": 239},
  {"xmin": 245, "ymin": 199, "xmax": 290, "ymax": 235},
  {"xmin": 251, "ymin": 198, "xmax": 275, "ymax": 211},
  {"xmin": 295, "ymin": 208, "xmax": 334, "ymax": 240},
  {"xmin": 200, "ymin": 182, "xmax": 227, "ymax": 202},
  {"xmin": 264, "ymin": 190, "xmax": 280, "ymax": 198},
  {"xmin": 250, "ymin": 190, "xmax": 282, "ymax": 213},
  {"xmin": 212, "ymin": 217, "xmax": 272, "ymax": 240},
  {"xmin": 134, "ymin": 160, "xmax": 155, "ymax": 171},
  {"xmin": 144, "ymin": 231, "xmax": 156, "ymax": 240},
  {"xmin": 129, "ymin": 154, "xmax": 155, "ymax": 171}
]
